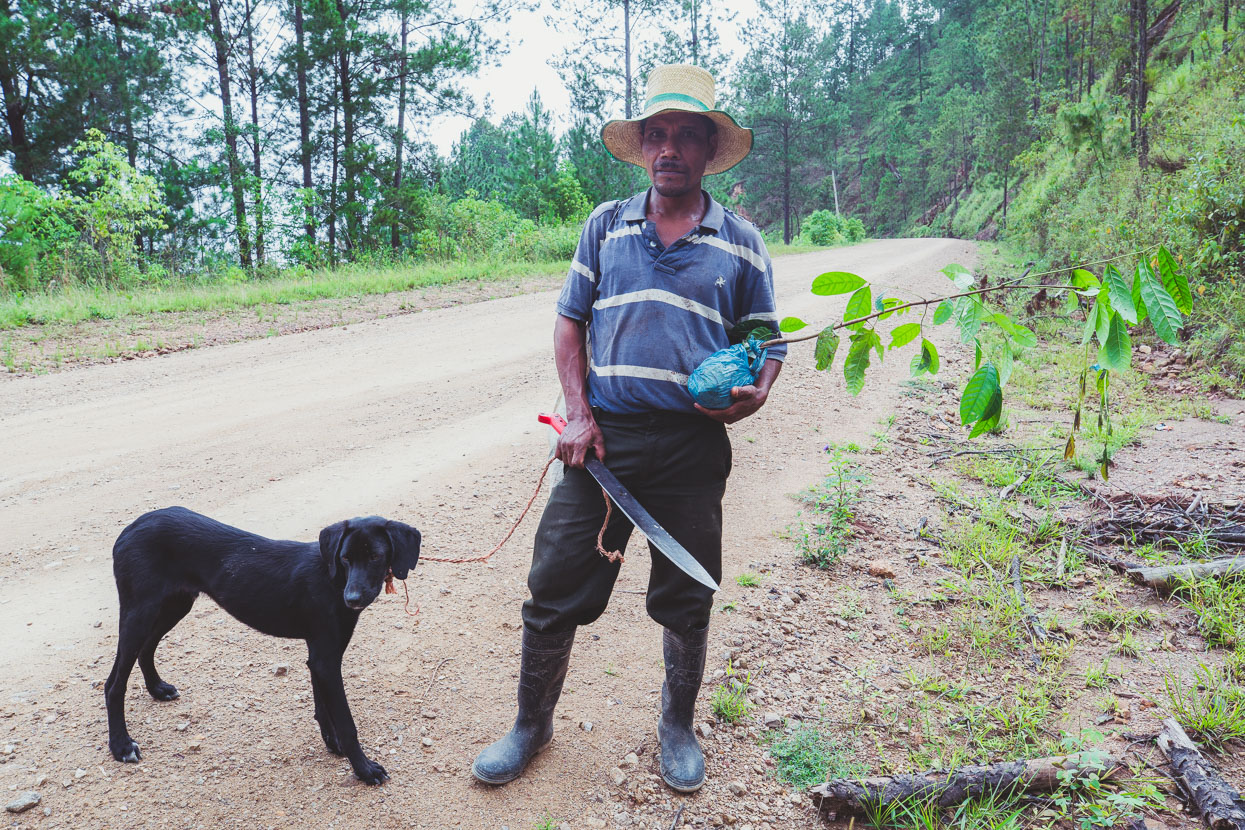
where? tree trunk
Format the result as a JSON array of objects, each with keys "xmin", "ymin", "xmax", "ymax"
[
  {"xmin": 245, "ymin": 0, "xmax": 265, "ymax": 266},
  {"xmin": 1127, "ymin": 557, "xmax": 1245, "ymax": 594},
  {"xmin": 208, "ymin": 0, "xmax": 253, "ymax": 269},
  {"xmin": 112, "ymin": 15, "xmax": 141, "ymax": 252},
  {"xmin": 810, "ymin": 752, "xmax": 1121, "ymax": 820},
  {"xmin": 690, "ymin": 0, "xmax": 698, "ymax": 64},
  {"xmin": 623, "ymin": 0, "xmax": 632, "ymax": 118},
  {"xmin": 293, "ymin": 0, "xmax": 314, "ymax": 243},
  {"xmin": 1138, "ymin": 0, "xmax": 1150, "ymax": 168},
  {"xmin": 391, "ymin": 10, "xmax": 408, "ymax": 252},
  {"xmin": 329, "ymin": 77, "xmax": 340, "ymax": 268},
  {"xmin": 782, "ymin": 122, "xmax": 791, "ymax": 244},
  {"xmin": 1157, "ymin": 718, "xmax": 1245, "ymax": 829},
  {"xmin": 335, "ymin": 0, "xmax": 356, "ymax": 255},
  {"xmin": 1087, "ymin": 0, "xmax": 1096, "ymax": 87},
  {"xmin": 0, "ymin": 0, "xmax": 34, "ymax": 180},
  {"xmin": 916, "ymin": 29, "xmax": 924, "ymax": 102},
  {"xmin": 1129, "ymin": 0, "xmax": 1138, "ymax": 142}
]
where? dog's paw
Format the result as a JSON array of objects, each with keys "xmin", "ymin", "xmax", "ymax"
[
  {"xmin": 147, "ymin": 681, "xmax": 180, "ymax": 701},
  {"xmin": 353, "ymin": 758, "xmax": 389, "ymax": 786},
  {"xmin": 110, "ymin": 737, "xmax": 141, "ymax": 763}
]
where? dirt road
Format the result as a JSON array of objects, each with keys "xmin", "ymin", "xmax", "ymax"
[{"xmin": 1, "ymin": 238, "xmax": 978, "ymax": 828}]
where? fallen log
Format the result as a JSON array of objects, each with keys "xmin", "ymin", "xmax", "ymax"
[
  {"xmin": 1010, "ymin": 556, "xmax": 1049, "ymax": 648},
  {"xmin": 1127, "ymin": 557, "xmax": 1245, "ymax": 594},
  {"xmin": 810, "ymin": 751, "xmax": 1120, "ymax": 819},
  {"xmin": 1156, "ymin": 718, "xmax": 1245, "ymax": 829}
]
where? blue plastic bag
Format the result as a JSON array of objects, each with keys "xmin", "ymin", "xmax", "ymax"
[{"xmin": 687, "ymin": 340, "xmax": 768, "ymax": 409}]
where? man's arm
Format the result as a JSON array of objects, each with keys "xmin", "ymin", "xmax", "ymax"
[
  {"xmin": 553, "ymin": 314, "xmax": 607, "ymax": 467},
  {"xmin": 693, "ymin": 357, "xmax": 782, "ymax": 425}
]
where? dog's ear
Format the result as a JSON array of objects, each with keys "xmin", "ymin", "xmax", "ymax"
[
  {"xmin": 385, "ymin": 521, "xmax": 421, "ymax": 580},
  {"xmin": 319, "ymin": 520, "xmax": 349, "ymax": 579}
]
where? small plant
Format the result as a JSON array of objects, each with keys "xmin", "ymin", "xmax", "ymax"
[
  {"xmin": 766, "ymin": 723, "xmax": 867, "ymax": 789},
  {"xmin": 1162, "ymin": 662, "xmax": 1245, "ymax": 750},
  {"xmin": 711, "ymin": 660, "xmax": 754, "ymax": 724},
  {"xmin": 531, "ymin": 814, "xmax": 560, "ymax": 830},
  {"xmin": 1083, "ymin": 605, "xmax": 1155, "ymax": 633},
  {"xmin": 1084, "ymin": 657, "xmax": 1119, "ymax": 689},
  {"xmin": 1112, "ymin": 629, "xmax": 1144, "ymax": 658},
  {"xmin": 717, "ymin": 600, "xmax": 738, "ymax": 613},
  {"xmin": 789, "ymin": 448, "xmax": 865, "ymax": 568},
  {"xmin": 735, "ymin": 571, "xmax": 762, "ymax": 587}
]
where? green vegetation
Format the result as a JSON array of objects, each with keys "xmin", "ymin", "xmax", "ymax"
[
  {"xmin": 787, "ymin": 448, "xmax": 865, "ymax": 568},
  {"xmin": 766, "ymin": 723, "xmax": 866, "ymax": 789},
  {"xmin": 734, "ymin": 571, "xmax": 763, "ymax": 588},
  {"xmin": 710, "ymin": 660, "xmax": 754, "ymax": 725},
  {"xmin": 1162, "ymin": 662, "xmax": 1245, "ymax": 750}
]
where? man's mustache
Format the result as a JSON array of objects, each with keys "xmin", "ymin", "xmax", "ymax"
[{"xmin": 654, "ymin": 163, "xmax": 687, "ymax": 173}]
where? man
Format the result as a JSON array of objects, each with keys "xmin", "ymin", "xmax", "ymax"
[{"xmin": 472, "ymin": 64, "xmax": 785, "ymax": 793}]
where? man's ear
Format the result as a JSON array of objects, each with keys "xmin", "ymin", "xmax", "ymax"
[
  {"xmin": 706, "ymin": 129, "xmax": 719, "ymax": 162},
  {"xmin": 318, "ymin": 520, "xmax": 349, "ymax": 579},
  {"xmin": 385, "ymin": 521, "xmax": 422, "ymax": 580}
]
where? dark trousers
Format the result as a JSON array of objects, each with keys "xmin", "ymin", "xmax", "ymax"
[{"xmin": 522, "ymin": 410, "xmax": 731, "ymax": 637}]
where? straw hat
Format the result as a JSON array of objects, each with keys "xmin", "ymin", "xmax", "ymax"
[{"xmin": 601, "ymin": 64, "xmax": 753, "ymax": 176}]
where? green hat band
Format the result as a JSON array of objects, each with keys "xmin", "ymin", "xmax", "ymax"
[{"xmin": 645, "ymin": 92, "xmax": 709, "ymax": 112}]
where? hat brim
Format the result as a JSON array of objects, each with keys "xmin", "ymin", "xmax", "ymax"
[{"xmin": 601, "ymin": 108, "xmax": 753, "ymax": 176}]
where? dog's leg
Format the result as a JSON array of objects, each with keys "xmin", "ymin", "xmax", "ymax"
[
  {"xmin": 137, "ymin": 594, "xmax": 196, "ymax": 701},
  {"xmin": 307, "ymin": 640, "xmax": 388, "ymax": 785},
  {"xmin": 308, "ymin": 667, "xmax": 343, "ymax": 756},
  {"xmin": 105, "ymin": 606, "xmax": 161, "ymax": 763}
]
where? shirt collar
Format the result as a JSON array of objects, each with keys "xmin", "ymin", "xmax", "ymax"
[{"xmin": 624, "ymin": 188, "xmax": 725, "ymax": 234}]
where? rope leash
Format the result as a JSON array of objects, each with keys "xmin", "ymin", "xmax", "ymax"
[{"xmin": 384, "ymin": 455, "xmax": 623, "ymax": 610}]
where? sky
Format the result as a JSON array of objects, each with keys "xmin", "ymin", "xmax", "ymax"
[{"xmin": 427, "ymin": 0, "xmax": 760, "ymax": 155}]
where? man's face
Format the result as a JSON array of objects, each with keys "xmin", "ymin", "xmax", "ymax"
[{"xmin": 640, "ymin": 112, "xmax": 719, "ymax": 198}]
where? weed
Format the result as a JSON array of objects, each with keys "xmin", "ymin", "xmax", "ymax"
[
  {"xmin": 788, "ymin": 448, "xmax": 865, "ymax": 568},
  {"xmin": 1172, "ymin": 577, "xmax": 1245, "ymax": 648},
  {"xmin": 1162, "ymin": 662, "xmax": 1245, "ymax": 750},
  {"xmin": 735, "ymin": 572, "xmax": 762, "ymax": 588},
  {"xmin": 1083, "ymin": 605, "xmax": 1155, "ymax": 633},
  {"xmin": 1111, "ymin": 629, "xmax": 1144, "ymax": 658},
  {"xmin": 710, "ymin": 660, "xmax": 754, "ymax": 724},
  {"xmin": 531, "ymin": 815, "xmax": 560, "ymax": 830},
  {"xmin": 717, "ymin": 600, "xmax": 738, "ymax": 613},
  {"xmin": 766, "ymin": 723, "xmax": 867, "ymax": 789},
  {"xmin": 1084, "ymin": 657, "xmax": 1119, "ymax": 689}
]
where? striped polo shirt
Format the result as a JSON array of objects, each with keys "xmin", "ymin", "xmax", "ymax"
[{"xmin": 556, "ymin": 188, "xmax": 786, "ymax": 415}]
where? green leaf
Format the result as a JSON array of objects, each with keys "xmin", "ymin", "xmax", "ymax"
[
  {"xmin": 1131, "ymin": 266, "xmax": 1149, "ymax": 325},
  {"xmin": 1098, "ymin": 312, "xmax": 1132, "ymax": 371},
  {"xmin": 1063, "ymin": 290, "xmax": 1082, "ymax": 315},
  {"xmin": 814, "ymin": 327, "xmax": 840, "ymax": 371},
  {"xmin": 877, "ymin": 297, "xmax": 903, "ymax": 320},
  {"xmin": 942, "ymin": 263, "xmax": 975, "ymax": 290},
  {"xmin": 1082, "ymin": 298, "xmax": 1107, "ymax": 345},
  {"xmin": 910, "ymin": 338, "xmax": 940, "ymax": 377},
  {"xmin": 933, "ymin": 300, "xmax": 953, "ymax": 325},
  {"xmin": 1095, "ymin": 298, "xmax": 1112, "ymax": 346},
  {"xmin": 870, "ymin": 329, "xmax": 884, "ymax": 359},
  {"xmin": 955, "ymin": 297, "xmax": 988, "ymax": 343},
  {"xmin": 779, "ymin": 316, "xmax": 808, "ymax": 333},
  {"xmin": 975, "ymin": 341, "xmax": 983, "ymax": 369},
  {"xmin": 1072, "ymin": 268, "xmax": 1101, "ymax": 290},
  {"xmin": 845, "ymin": 286, "xmax": 873, "ymax": 325},
  {"xmin": 1137, "ymin": 260, "xmax": 1182, "ymax": 344},
  {"xmin": 960, "ymin": 363, "xmax": 1001, "ymax": 425},
  {"xmin": 991, "ymin": 313, "xmax": 1038, "ymax": 349},
  {"xmin": 1156, "ymin": 246, "xmax": 1192, "ymax": 314},
  {"xmin": 968, "ymin": 389, "xmax": 1004, "ymax": 438},
  {"xmin": 843, "ymin": 332, "xmax": 873, "ymax": 395},
  {"xmin": 997, "ymin": 340, "xmax": 1014, "ymax": 387},
  {"xmin": 889, "ymin": 323, "xmax": 922, "ymax": 350},
  {"xmin": 1103, "ymin": 264, "xmax": 1137, "ymax": 325},
  {"xmin": 729, "ymin": 320, "xmax": 775, "ymax": 343},
  {"xmin": 811, "ymin": 271, "xmax": 866, "ymax": 296}
]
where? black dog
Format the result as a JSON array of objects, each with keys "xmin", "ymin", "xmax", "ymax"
[{"xmin": 104, "ymin": 506, "xmax": 420, "ymax": 785}]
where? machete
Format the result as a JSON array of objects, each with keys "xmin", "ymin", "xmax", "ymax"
[{"xmin": 538, "ymin": 412, "xmax": 720, "ymax": 592}]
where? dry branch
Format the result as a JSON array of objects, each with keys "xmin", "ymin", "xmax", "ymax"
[
  {"xmin": 1010, "ymin": 556, "xmax": 1049, "ymax": 649},
  {"xmin": 1156, "ymin": 718, "xmax": 1245, "ymax": 829},
  {"xmin": 1127, "ymin": 557, "xmax": 1245, "ymax": 594},
  {"xmin": 1086, "ymin": 494, "xmax": 1245, "ymax": 550},
  {"xmin": 810, "ymin": 751, "xmax": 1120, "ymax": 819}
]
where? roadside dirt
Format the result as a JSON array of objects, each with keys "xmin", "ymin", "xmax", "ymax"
[{"xmin": 2, "ymin": 238, "xmax": 1241, "ymax": 830}]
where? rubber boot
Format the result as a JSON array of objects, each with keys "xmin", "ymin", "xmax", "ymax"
[
  {"xmin": 657, "ymin": 624, "xmax": 709, "ymax": 792},
  {"xmin": 471, "ymin": 626, "xmax": 575, "ymax": 784}
]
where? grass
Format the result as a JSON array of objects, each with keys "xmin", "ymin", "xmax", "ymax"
[
  {"xmin": 766, "ymin": 723, "xmax": 867, "ymax": 789},
  {"xmin": 1163, "ymin": 661, "xmax": 1245, "ymax": 750},
  {"xmin": 0, "ymin": 257, "xmax": 568, "ymax": 330},
  {"xmin": 710, "ymin": 660, "xmax": 754, "ymax": 724},
  {"xmin": 787, "ymin": 448, "xmax": 866, "ymax": 569},
  {"xmin": 734, "ymin": 571, "xmax": 763, "ymax": 587}
]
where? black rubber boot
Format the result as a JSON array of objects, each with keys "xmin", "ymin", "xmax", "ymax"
[
  {"xmin": 471, "ymin": 626, "xmax": 575, "ymax": 785},
  {"xmin": 657, "ymin": 625, "xmax": 709, "ymax": 793}
]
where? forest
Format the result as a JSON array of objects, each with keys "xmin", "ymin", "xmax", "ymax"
[{"xmin": 0, "ymin": 0, "xmax": 1241, "ymax": 375}]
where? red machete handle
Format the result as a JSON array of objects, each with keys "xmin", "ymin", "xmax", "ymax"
[{"xmin": 538, "ymin": 412, "xmax": 568, "ymax": 434}]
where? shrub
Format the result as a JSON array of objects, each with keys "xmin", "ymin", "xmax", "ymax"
[{"xmin": 802, "ymin": 209, "xmax": 867, "ymax": 246}]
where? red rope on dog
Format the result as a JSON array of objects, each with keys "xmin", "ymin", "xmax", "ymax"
[{"xmin": 384, "ymin": 571, "xmax": 420, "ymax": 617}]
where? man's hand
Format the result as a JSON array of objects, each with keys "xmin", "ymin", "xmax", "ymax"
[
  {"xmin": 694, "ymin": 385, "xmax": 768, "ymax": 424},
  {"xmin": 556, "ymin": 415, "xmax": 607, "ymax": 468}
]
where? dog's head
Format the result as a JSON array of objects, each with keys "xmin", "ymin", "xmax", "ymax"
[{"xmin": 318, "ymin": 517, "xmax": 422, "ymax": 611}]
